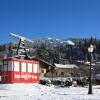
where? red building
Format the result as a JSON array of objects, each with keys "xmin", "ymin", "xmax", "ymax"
[{"xmin": 0, "ymin": 57, "xmax": 54, "ymax": 83}]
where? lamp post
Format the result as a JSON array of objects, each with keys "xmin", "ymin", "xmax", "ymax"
[{"xmin": 88, "ymin": 44, "xmax": 94, "ymax": 94}]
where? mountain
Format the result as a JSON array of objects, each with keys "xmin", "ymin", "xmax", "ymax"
[{"xmin": 0, "ymin": 37, "xmax": 100, "ymax": 64}]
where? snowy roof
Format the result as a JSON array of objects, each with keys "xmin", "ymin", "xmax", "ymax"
[{"xmin": 54, "ymin": 63, "xmax": 78, "ymax": 69}]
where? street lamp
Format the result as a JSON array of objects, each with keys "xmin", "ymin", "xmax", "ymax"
[{"xmin": 88, "ymin": 44, "xmax": 94, "ymax": 94}]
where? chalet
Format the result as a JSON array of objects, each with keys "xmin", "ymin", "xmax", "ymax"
[
  {"xmin": 46, "ymin": 63, "xmax": 88, "ymax": 79},
  {"xmin": 54, "ymin": 63, "xmax": 79, "ymax": 77}
]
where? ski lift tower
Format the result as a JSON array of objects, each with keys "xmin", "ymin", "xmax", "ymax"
[{"xmin": 9, "ymin": 33, "xmax": 33, "ymax": 58}]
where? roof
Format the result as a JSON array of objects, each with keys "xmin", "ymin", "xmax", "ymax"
[
  {"xmin": 3, "ymin": 56, "xmax": 54, "ymax": 69},
  {"xmin": 31, "ymin": 57, "xmax": 54, "ymax": 67},
  {"xmin": 54, "ymin": 63, "xmax": 78, "ymax": 69}
]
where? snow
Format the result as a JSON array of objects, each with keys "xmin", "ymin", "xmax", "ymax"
[
  {"xmin": 61, "ymin": 40, "xmax": 75, "ymax": 46},
  {"xmin": 54, "ymin": 63, "xmax": 78, "ymax": 68},
  {"xmin": 0, "ymin": 84, "xmax": 100, "ymax": 100}
]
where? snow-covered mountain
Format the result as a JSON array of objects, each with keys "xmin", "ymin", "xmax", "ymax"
[{"xmin": 32, "ymin": 38, "xmax": 75, "ymax": 46}]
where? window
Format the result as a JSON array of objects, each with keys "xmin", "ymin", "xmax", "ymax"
[
  {"xmin": 3, "ymin": 61, "xmax": 8, "ymax": 71},
  {"xmin": 0, "ymin": 65, "xmax": 2, "ymax": 71},
  {"xmin": 8, "ymin": 61, "xmax": 13, "ymax": 71},
  {"xmin": 41, "ymin": 69, "xmax": 44, "ymax": 73},
  {"xmin": 14, "ymin": 61, "xmax": 19, "ymax": 71},
  {"xmin": 61, "ymin": 72, "xmax": 64, "ymax": 76},
  {"xmin": 28, "ymin": 63, "xmax": 32, "ymax": 72},
  {"xmin": 21, "ymin": 62, "xmax": 26, "ymax": 72},
  {"xmin": 33, "ymin": 64, "xmax": 39, "ymax": 73},
  {"xmin": 0, "ymin": 62, "xmax": 3, "ymax": 71}
]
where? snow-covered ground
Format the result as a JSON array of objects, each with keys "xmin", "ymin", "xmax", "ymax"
[{"xmin": 0, "ymin": 84, "xmax": 100, "ymax": 100}]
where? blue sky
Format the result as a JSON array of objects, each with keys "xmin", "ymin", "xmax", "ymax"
[{"xmin": 0, "ymin": 0, "xmax": 100, "ymax": 44}]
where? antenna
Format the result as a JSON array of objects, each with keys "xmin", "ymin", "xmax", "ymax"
[{"xmin": 9, "ymin": 33, "xmax": 33, "ymax": 58}]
